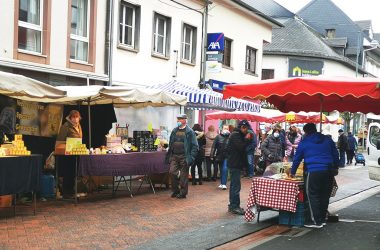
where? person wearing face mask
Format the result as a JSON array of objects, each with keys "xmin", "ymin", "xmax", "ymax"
[
  {"xmin": 211, "ymin": 125, "xmax": 231, "ymax": 190},
  {"xmin": 56, "ymin": 110, "xmax": 83, "ymax": 199},
  {"xmin": 285, "ymin": 125, "xmax": 302, "ymax": 162},
  {"xmin": 167, "ymin": 114, "xmax": 198, "ymax": 199},
  {"xmin": 261, "ymin": 127, "xmax": 284, "ymax": 167}
]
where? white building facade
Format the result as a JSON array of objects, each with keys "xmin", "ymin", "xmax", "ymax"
[
  {"xmin": 110, "ymin": 0, "xmax": 280, "ymax": 87},
  {"xmin": 0, "ymin": 0, "xmax": 109, "ymax": 85}
]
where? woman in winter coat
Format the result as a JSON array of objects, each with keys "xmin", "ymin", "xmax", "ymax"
[
  {"xmin": 261, "ymin": 127, "xmax": 284, "ymax": 167},
  {"xmin": 205, "ymin": 125, "xmax": 218, "ymax": 181},
  {"xmin": 191, "ymin": 124, "xmax": 206, "ymax": 185},
  {"xmin": 211, "ymin": 125, "xmax": 230, "ymax": 190},
  {"xmin": 285, "ymin": 125, "xmax": 302, "ymax": 162}
]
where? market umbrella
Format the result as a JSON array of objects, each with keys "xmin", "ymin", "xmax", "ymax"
[
  {"xmin": 224, "ymin": 76, "xmax": 380, "ymax": 129},
  {"xmin": 206, "ymin": 110, "xmax": 278, "ymax": 123}
]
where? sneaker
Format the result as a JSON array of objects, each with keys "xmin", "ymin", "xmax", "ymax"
[
  {"xmin": 176, "ymin": 194, "xmax": 186, "ymax": 199},
  {"xmin": 322, "ymin": 222, "xmax": 327, "ymax": 226},
  {"xmin": 230, "ymin": 207, "xmax": 245, "ymax": 215},
  {"xmin": 222, "ymin": 185, "xmax": 227, "ymax": 190},
  {"xmin": 304, "ymin": 223, "xmax": 323, "ymax": 228},
  {"xmin": 218, "ymin": 184, "xmax": 224, "ymax": 189}
]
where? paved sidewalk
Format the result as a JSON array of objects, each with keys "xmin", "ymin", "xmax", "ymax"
[
  {"xmin": 0, "ymin": 178, "xmax": 257, "ymax": 249},
  {"xmin": 0, "ymin": 164, "xmax": 378, "ymax": 249}
]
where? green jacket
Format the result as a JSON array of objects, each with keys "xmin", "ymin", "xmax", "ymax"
[{"xmin": 168, "ymin": 125, "xmax": 199, "ymax": 165}]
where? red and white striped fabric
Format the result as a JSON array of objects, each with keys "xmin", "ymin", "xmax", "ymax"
[{"xmin": 245, "ymin": 177, "xmax": 300, "ymax": 222}]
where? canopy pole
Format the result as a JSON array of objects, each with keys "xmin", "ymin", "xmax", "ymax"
[
  {"xmin": 319, "ymin": 95, "xmax": 324, "ymax": 132},
  {"xmin": 87, "ymin": 98, "xmax": 92, "ymax": 148}
]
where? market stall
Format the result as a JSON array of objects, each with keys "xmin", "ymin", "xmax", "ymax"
[
  {"xmin": 224, "ymin": 75, "xmax": 380, "ymax": 224},
  {"xmin": 0, "ymin": 71, "xmax": 67, "ymax": 214}
]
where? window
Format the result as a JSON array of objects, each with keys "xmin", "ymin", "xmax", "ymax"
[
  {"xmin": 153, "ymin": 13, "xmax": 171, "ymax": 57},
  {"xmin": 222, "ymin": 38, "xmax": 232, "ymax": 67},
  {"xmin": 369, "ymin": 126, "xmax": 380, "ymax": 147},
  {"xmin": 181, "ymin": 24, "xmax": 197, "ymax": 63},
  {"xmin": 262, "ymin": 69, "xmax": 274, "ymax": 80},
  {"xmin": 18, "ymin": 0, "xmax": 43, "ymax": 53},
  {"xmin": 245, "ymin": 46, "xmax": 257, "ymax": 74},
  {"xmin": 326, "ymin": 29, "xmax": 336, "ymax": 39},
  {"xmin": 70, "ymin": 0, "xmax": 89, "ymax": 62},
  {"xmin": 119, "ymin": 1, "xmax": 140, "ymax": 49}
]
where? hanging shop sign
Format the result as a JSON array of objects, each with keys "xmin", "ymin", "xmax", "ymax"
[{"xmin": 288, "ymin": 58, "xmax": 324, "ymax": 77}]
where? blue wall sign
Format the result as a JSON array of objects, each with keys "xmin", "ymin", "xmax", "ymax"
[{"xmin": 207, "ymin": 33, "xmax": 225, "ymax": 51}]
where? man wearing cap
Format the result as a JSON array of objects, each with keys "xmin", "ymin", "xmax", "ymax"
[
  {"xmin": 226, "ymin": 119, "xmax": 252, "ymax": 215},
  {"xmin": 167, "ymin": 114, "xmax": 198, "ymax": 199},
  {"xmin": 291, "ymin": 123, "xmax": 339, "ymax": 228},
  {"xmin": 337, "ymin": 129, "xmax": 348, "ymax": 167}
]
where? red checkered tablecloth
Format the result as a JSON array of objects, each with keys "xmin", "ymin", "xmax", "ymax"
[{"xmin": 245, "ymin": 177, "xmax": 301, "ymax": 222}]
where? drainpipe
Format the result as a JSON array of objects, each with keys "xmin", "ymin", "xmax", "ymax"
[{"xmin": 106, "ymin": 0, "xmax": 115, "ymax": 86}]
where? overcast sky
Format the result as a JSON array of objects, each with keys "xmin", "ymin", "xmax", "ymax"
[{"xmin": 274, "ymin": 0, "xmax": 380, "ymax": 33}]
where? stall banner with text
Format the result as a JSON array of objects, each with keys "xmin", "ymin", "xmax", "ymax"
[{"xmin": 0, "ymin": 94, "xmax": 63, "ymax": 137}]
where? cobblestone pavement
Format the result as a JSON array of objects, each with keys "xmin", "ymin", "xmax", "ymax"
[{"xmin": 0, "ymin": 177, "xmax": 254, "ymax": 249}]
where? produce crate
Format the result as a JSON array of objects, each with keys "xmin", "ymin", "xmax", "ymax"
[{"xmin": 278, "ymin": 202, "xmax": 305, "ymax": 226}]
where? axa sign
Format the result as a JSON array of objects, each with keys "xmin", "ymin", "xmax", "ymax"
[{"xmin": 207, "ymin": 33, "xmax": 224, "ymax": 51}]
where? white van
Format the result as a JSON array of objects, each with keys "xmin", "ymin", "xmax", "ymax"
[{"xmin": 367, "ymin": 122, "xmax": 380, "ymax": 181}]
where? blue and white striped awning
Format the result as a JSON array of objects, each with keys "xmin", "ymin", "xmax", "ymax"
[{"xmin": 149, "ymin": 81, "xmax": 260, "ymax": 112}]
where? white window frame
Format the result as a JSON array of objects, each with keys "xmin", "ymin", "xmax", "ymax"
[
  {"xmin": 245, "ymin": 46, "xmax": 257, "ymax": 74},
  {"xmin": 119, "ymin": 2, "xmax": 136, "ymax": 48},
  {"xmin": 153, "ymin": 15, "xmax": 167, "ymax": 55},
  {"xmin": 18, "ymin": 0, "xmax": 44, "ymax": 55},
  {"xmin": 70, "ymin": 0, "xmax": 90, "ymax": 63},
  {"xmin": 182, "ymin": 24, "xmax": 194, "ymax": 62}
]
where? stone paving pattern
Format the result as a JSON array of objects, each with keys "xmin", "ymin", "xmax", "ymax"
[{"xmin": 0, "ymin": 178, "xmax": 254, "ymax": 249}]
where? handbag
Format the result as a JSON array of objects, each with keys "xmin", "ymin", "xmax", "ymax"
[
  {"xmin": 330, "ymin": 177, "xmax": 338, "ymax": 197},
  {"xmin": 44, "ymin": 152, "xmax": 55, "ymax": 170}
]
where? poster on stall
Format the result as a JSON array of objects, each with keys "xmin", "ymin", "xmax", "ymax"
[{"xmin": 0, "ymin": 94, "xmax": 63, "ymax": 137}]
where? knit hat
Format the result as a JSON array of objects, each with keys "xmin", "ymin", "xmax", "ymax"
[
  {"xmin": 238, "ymin": 119, "xmax": 250, "ymax": 128},
  {"xmin": 338, "ymin": 129, "xmax": 344, "ymax": 133}
]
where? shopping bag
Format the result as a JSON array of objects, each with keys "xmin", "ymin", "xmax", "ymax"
[
  {"xmin": 330, "ymin": 177, "xmax": 338, "ymax": 197},
  {"xmin": 45, "ymin": 152, "xmax": 55, "ymax": 170}
]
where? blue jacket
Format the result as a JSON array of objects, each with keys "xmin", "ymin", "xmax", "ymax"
[
  {"xmin": 291, "ymin": 132, "xmax": 339, "ymax": 175},
  {"xmin": 168, "ymin": 125, "xmax": 199, "ymax": 166},
  {"xmin": 347, "ymin": 134, "xmax": 358, "ymax": 151}
]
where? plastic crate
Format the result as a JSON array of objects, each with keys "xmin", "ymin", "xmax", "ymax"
[{"xmin": 279, "ymin": 202, "xmax": 305, "ymax": 226}]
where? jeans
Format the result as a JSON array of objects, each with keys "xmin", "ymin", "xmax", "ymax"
[
  {"xmin": 339, "ymin": 150, "xmax": 346, "ymax": 167},
  {"xmin": 228, "ymin": 168, "xmax": 241, "ymax": 209},
  {"xmin": 218, "ymin": 159, "xmax": 228, "ymax": 185},
  {"xmin": 247, "ymin": 154, "xmax": 254, "ymax": 177},
  {"xmin": 205, "ymin": 156, "xmax": 217, "ymax": 179},
  {"xmin": 191, "ymin": 158, "xmax": 203, "ymax": 182}
]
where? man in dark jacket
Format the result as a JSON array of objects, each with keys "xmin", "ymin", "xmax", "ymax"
[
  {"xmin": 167, "ymin": 114, "xmax": 199, "ymax": 199},
  {"xmin": 227, "ymin": 120, "xmax": 252, "ymax": 215},
  {"xmin": 291, "ymin": 123, "xmax": 339, "ymax": 228},
  {"xmin": 337, "ymin": 129, "xmax": 348, "ymax": 167},
  {"xmin": 346, "ymin": 132, "xmax": 357, "ymax": 165}
]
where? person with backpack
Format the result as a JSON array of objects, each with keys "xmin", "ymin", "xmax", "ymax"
[{"xmin": 211, "ymin": 125, "xmax": 230, "ymax": 190}]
